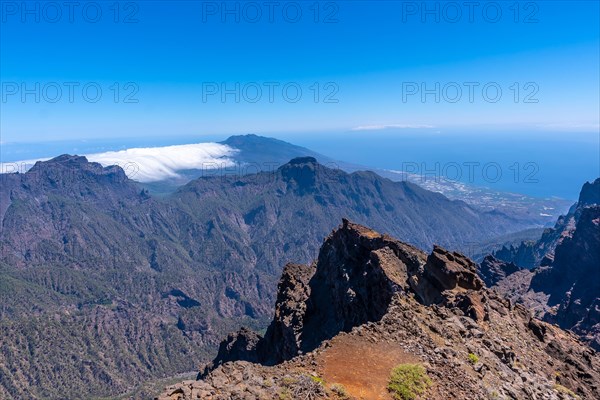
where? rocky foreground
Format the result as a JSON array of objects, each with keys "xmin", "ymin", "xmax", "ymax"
[{"xmin": 157, "ymin": 220, "xmax": 600, "ymax": 400}]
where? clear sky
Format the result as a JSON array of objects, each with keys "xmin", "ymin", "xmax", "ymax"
[{"xmin": 1, "ymin": 0, "xmax": 599, "ymax": 144}]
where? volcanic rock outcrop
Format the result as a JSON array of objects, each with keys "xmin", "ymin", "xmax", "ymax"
[{"xmin": 159, "ymin": 220, "xmax": 600, "ymax": 400}]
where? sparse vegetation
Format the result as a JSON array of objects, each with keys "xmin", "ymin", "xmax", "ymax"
[
  {"xmin": 468, "ymin": 353, "xmax": 479, "ymax": 364},
  {"xmin": 330, "ymin": 383, "xmax": 349, "ymax": 399},
  {"xmin": 278, "ymin": 388, "xmax": 290, "ymax": 400},
  {"xmin": 553, "ymin": 384, "xmax": 580, "ymax": 399},
  {"xmin": 279, "ymin": 375, "xmax": 326, "ymax": 400},
  {"xmin": 281, "ymin": 376, "xmax": 297, "ymax": 387},
  {"xmin": 310, "ymin": 375, "xmax": 325, "ymax": 386},
  {"xmin": 488, "ymin": 390, "xmax": 500, "ymax": 399},
  {"xmin": 387, "ymin": 363, "xmax": 432, "ymax": 400}
]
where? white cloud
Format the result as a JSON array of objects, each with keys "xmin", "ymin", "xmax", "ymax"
[
  {"xmin": 351, "ymin": 124, "xmax": 434, "ymax": 131},
  {"xmin": 534, "ymin": 122, "xmax": 600, "ymax": 131},
  {"xmin": 0, "ymin": 142, "xmax": 239, "ymax": 183}
]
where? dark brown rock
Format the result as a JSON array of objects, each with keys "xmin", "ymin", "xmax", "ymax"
[
  {"xmin": 260, "ymin": 263, "xmax": 315, "ymax": 365},
  {"xmin": 478, "ymin": 255, "xmax": 522, "ymax": 287},
  {"xmin": 199, "ymin": 327, "xmax": 261, "ymax": 378}
]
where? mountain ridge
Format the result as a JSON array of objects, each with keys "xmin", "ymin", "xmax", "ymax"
[{"xmin": 0, "ymin": 154, "xmax": 543, "ymax": 398}]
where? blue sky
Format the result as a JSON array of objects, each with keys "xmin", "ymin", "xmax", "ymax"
[{"xmin": 1, "ymin": 0, "xmax": 599, "ymax": 144}]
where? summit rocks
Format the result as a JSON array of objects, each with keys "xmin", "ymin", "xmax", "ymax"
[{"xmin": 159, "ymin": 220, "xmax": 600, "ymax": 400}]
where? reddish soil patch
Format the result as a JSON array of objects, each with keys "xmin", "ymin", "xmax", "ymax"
[{"xmin": 320, "ymin": 335, "xmax": 419, "ymax": 400}]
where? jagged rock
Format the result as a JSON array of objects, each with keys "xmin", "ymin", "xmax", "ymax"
[
  {"xmin": 487, "ymin": 179, "xmax": 600, "ymax": 350},
  {"xmin": 531, "ymin": 205, "xmax": 600, "ymax": 349},
  {"xmin": 528, "ymin": 318, "xmax": 548, "ymax": 342},
  {"xmin": 478, "ymin": 255, "xmax": 522, "ymax": 287},
  {"xmin": 260, "ymin": 263, "xmax": 315, "ymax": 365},
  {"xmin": 578, "ymin": 178, "xmax": 600, "ymax": 206},
  {"xmin": 160, "ymin": 220, "xmax": 600, "ymax": 400},
  {"xmin": 411, "ymin": 245, "xmax": 484, "ymax": 306},
  {"xmin": 490, "ymin": 178, "xmax": 594, "ymax": 269},
  {"xmin": 300, "ymin": 219, "xmax": 422, "ymax": 352},
  {"xmin": 200, "ymin": 328, "xmax": 261, "ymax": 378},
  {"xmin": 426, "ymin": 246, "xmax": 484, "ymax": 291}
]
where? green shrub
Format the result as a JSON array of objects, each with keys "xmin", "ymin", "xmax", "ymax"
[
  {"xmin": 468, "ymin": 353, "xmax": 479, "ymax": 364},
  {"xmin": 310, "ymin": 375, "xmax": 325, "ymax": 386},
  {"xmin": 330, "ymin": 383, "xmax": 349, "ymax": 399},
  {"xmin": 388, "ymin": 363, "xmax": 432, "ymax": 400}
]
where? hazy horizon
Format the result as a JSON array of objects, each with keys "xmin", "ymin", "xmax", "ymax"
[{"xmin": 1, "ymin": 129, "xmax": 597, "ymax": 200}]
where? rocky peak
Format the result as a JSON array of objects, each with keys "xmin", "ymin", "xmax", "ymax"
[
  {"xmin": 260, "ymin": 263, "xmax": 315, "ymax": 365},
  {"xmin": 202, "ymin": 327, "xmax": 261, "ymax": 375},
  {"xmin": 42, "ymin": 154, "xmax": 89, "ymax": 165},
  {"xmin": 411, "ymin": 244, "xmax": 489, "ymax": 322},
  {"xmin": 25, "ymin": 154, "xmax": 129, "ymax": 188},
  {"xmin": 205, "ymin": 219, "xmax": 495, "ymax": 370},
  {"xmin": 578, "ymin": 178, "xmax": 600, "ymax": 207},
  {"xmin": 161, "ymin": 219, "xmax": 600, "ymax": 400},
  {"xmin": 287, "ymin": 156, "xmax": 318, "ymax": 166},
  {"xmin": 300, "ymin": 219, "xmax": 425, "ymax": 351},
  {"xmin": 277, "ymin": 157, "xmax": 321, "ymax": 191},
  {"xmin": 490, "ymin": 179, "xmax": 599, "ymax": 270}
]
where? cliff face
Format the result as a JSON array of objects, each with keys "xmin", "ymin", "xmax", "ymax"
[
  {"xmin": 579, "ymin": 178, "xmax": 600, "ymax": 206},
  {"xmin": 478, "ymin": 255, "xmax": 522, "ymax": 287},
  {"xmin": 482, "ymin": 179, "xmax": 600, "ymax": 350},
  {"xmin": 493, "ymin": 178, "xmax": 599, "ymax": 269},
  {"xmin": 207, "ymin": 220, "xmax": 492, "ymax": 369},
  {"xmin": 530, "ymin": 205, "xmax": 600, "ymax": 346},
  {"xmin": 299, "ymin": 221, "xmax": 421, "ymax": 353},
  {"xmin": 160, "ymin": 220, "xmax": 600, "ymax": 400}
]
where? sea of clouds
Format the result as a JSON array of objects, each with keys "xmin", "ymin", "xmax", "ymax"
[{"xmin": 0, "ymin": 142, "xmax": 239, "ymax": 182}]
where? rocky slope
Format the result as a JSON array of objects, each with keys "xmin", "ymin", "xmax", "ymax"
[
  {"xmin": 491, "ymin": 178, "xmax": 599, "ymax": 269},
  {"xmin": 158, "ymin": 220, "xmax": 600, "ymax": 400},
  {"xmin": 481, "ymin": 179, "xmax": 600, "ymax": 351},
  {"xmin": 0, "ymin": 155, "xmax": 538, "ymax": 399},
  {"xmin": 530, "ymin": 206, "xmax": 600, "ymax": 345}
]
